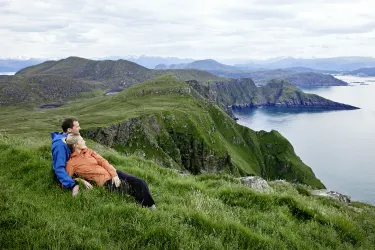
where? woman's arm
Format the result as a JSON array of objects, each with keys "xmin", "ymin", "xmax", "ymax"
[
  {"xmin": 65, "ymin": 161, "xmax": 75, "ymax": 178},
  {"xmin": 90, "ymin": 150, "xmax": 117, "ymax": 178},
  {"xmin": 65, "ymin": 162, "xmax": 80, "ymax": 196}
]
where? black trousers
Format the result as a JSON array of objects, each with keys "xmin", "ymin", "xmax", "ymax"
[{"xmin": 105, "ymin": 170, "xmax": 155, "ymax": 207}]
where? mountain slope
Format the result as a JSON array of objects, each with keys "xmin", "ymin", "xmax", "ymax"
[
  {"xmin": 1, "ymin": 134, "xmax": 374, "ymax": 249},
  {"xmin": 0, "ymin": 75, "xmax": 325, "ymax": 188},
  {"xmin": 0, "ymin": 74, "xmax": 93, "ymax": 105},
  {"xmin": 17, "ymin": 56, "xmax": 157, "ymax": 88},
  {"xmin": 1, "ymin": 57, "xmax": 224, "ymax": 105}
]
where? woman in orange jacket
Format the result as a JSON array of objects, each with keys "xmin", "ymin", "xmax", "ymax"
[{"xmin": 65, "ymin": 134, "xmax": 155, "ymax": 208}]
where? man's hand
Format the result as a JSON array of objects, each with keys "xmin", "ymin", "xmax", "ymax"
[
  {"xmin": 72, "ymin": 185, "xmax": 80, "ymax": 197},
  {"xmin": 81, "ymin": 179, "xmax": 93, "ymax": 190},
  {"xmin": 112, "ymin": 176, "xmax": 121, "ymax": 188}
]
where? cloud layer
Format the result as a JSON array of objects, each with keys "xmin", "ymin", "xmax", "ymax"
[{"xmin": 1, "ymin": 0, "xmax": 374, "ymax": 60}]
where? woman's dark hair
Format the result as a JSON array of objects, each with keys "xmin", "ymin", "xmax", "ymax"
[{"xmin": 61, "ymin": 117, "xmax": 78, "ymax": 132}]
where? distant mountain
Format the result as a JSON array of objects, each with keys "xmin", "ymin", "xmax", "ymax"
[
  {"xmin": 0, "ymin": 56, "xmax": 355, "ymax": 111},
  {"xmin": 158, "ymin": 59, "xmax": 348, "ymax": 86},
  {"xmin": 17, "ymin": 56, "xmax": 156, "ymax": 88},
  {"xmin": 1, "ymin": 57, "xmax": 224, "ymax": 105},
  {"xmin": 347, "ymin": 67, "xmax": 375, "ymax": 76},
  {"xmin": 235, "ymin": 57, "xmax": 375, "ymax": 71},
  {"xmin": 242, "ymin": 70, "xmax": 348, "ymax": 86},
  {"xmin": 99, "ymin": 55, "xmax": 195, "ymax": 69},
  {"xmin": 155, "ymin": 59, "xmax": 237, "ymax": 71},
  {"xmin": 0, "ymin": 58, "xmax": 44, "ymax": 72}
]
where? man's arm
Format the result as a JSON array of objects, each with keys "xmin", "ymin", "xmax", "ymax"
[{"xmin": 52, "ymin": 144, "xmax": 77, "ymax": 189}]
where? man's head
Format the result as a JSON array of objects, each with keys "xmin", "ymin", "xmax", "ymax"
[{"xmin": 61, "ymin": 117, "xmax": 80, "ymax": 135}]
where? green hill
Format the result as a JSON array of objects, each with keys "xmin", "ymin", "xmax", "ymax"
[
  {"xmin": 1, "ymin": 57, "xmax": 225, "ymax": 105},
  {"xmin": 0, "ymin": 75, "xmax": 324, "ymax": 187},
  {"xmin": 1, "ymin": 75, "xmax": 374, "ymax": 249},
  {"xmin": 1, "ymin": 132, "xmax": 375, "ymax": 249}
]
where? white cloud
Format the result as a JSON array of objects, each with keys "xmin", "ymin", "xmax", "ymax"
[{"xmin": 0, "ymin": 0, "xmax": 374, "ymax": 60}]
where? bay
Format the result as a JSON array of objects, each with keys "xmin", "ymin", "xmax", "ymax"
[{"xmin": 233, "ymin": 75, "xmax": 375, "ymax": 205}]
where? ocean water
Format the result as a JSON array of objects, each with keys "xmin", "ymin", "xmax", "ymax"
[
  {"xmin": 0, "ymin": 72, "xmax": 16, "ymax": 75},
  {"xmin": 233, "ymin": 76, "xmax": 375, "ymax": 205}
]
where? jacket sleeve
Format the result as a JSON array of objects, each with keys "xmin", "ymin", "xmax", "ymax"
[
  {"xmin": 52, "ymin": 144, "xmax": 77, "ymax": 189},
  {"xmin": 65, "ymin": 161, "xmax": 74, "ymax": 178},
  {"xmin": 90, "ymin": 150, "xmax": 117, "ymax": 178}
]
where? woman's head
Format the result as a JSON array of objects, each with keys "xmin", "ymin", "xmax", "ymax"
[{"xmin": 66, "ymin": 134, "xmax": 87, "ymax": 152}]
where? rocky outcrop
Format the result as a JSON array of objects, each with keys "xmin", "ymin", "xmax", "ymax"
[
  {"xmin": 311, "ymin": 190, "xmax": 351, "ymax": 204},
  {"xmin": 81, "ymin": 115, "xmax": 234, "ymax": 175},
  {"xmin": 240, "ymin": 176, "xmax": 273, "ymax": 193}
]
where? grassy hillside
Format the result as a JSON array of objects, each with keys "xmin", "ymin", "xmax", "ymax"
[
  {"xmin": 1, "ymin": 134, "xmax": 375, "ymax": 249},
  {"xmin": 1, "ymin": 75, "xmax": 374, "ymax": 249},
  {"xmin": 0, "ymin": 75, "xmax": 324, "ymax": 188},
  {"xmin": 0, "ymin": 74, "xmax": 95, "ymax": 105}
]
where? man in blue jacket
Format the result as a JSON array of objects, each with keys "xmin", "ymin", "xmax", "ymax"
[{"xmin": 51, "ymin": 117, "xmax": 82, "ymax": 196}]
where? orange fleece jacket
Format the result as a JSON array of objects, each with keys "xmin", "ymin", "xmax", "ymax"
[{"xmin": 66, "ymin": 148, "xmax": 117, "ymax": 187}]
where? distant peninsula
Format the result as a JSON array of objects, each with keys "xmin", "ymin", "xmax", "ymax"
[{"xmin": 156, "ymin": 59, "xmax": 348, "ymax": 87}]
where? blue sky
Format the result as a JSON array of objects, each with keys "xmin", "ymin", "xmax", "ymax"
[{"xmin": 1, "ymin": 0, "xmax": 374, "ymax": 60}]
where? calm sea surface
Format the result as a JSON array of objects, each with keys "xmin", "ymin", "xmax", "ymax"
[{"xmin": 233, "ymin": 75, "xmax": 375, "ymax": 205}]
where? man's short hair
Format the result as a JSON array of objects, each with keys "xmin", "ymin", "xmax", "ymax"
[{"xmin": 61, "ymin": 117, "xmax": 78, "ymax": 132}]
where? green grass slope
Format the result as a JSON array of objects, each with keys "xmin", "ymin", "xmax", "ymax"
[
  {"xmin": 1, "ymin": 134, "xmax": 374, "ymax": 249},
  {"xmin": 0, "ymin": 75, "xmax": 324, "ymax": 188},
  {"xmin": 76, "ymin": 75, "xmax": 324, "ymax": 187},
  {"xmin": 0, "ymin": 74, "xmax": 95, "ymax": 105}
]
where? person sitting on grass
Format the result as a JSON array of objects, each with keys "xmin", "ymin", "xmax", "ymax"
[
  {"xmin": 51, "ymin": 117, "xmax": 91, "ymax": 196},
  {"xmin": 65, "ymin": 133, "xmax": 156, "ymax": 208}
]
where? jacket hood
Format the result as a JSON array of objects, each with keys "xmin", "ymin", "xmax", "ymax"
[{"xmin": 51, "ymin": 132, "xmax": 68, "ymax": 143}]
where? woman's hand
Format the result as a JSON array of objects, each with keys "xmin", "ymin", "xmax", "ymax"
[
  {"xmin": 81, "ymin": 179, "xmax": 93, "ymax": 190},
  {"xmin": 72, "ymin": 185, "xmax": 80, "ymax": 197},
  {"xmin": 112, "ymin": 176, "xmax": 121, "ymax": 187}
]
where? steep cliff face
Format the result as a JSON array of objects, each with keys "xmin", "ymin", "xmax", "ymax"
[
  {"xmin": 82, "ymin": 114, "xmax": 234, "ymax": 175},
  {"xmin": 80, "ymin": 76, "xmax": 325, "ymax": 188}
]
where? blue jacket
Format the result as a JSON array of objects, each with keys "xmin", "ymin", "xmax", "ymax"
[{"xmin": 51, "ymin": 132, "xmax": 76, "ymax": 189}]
